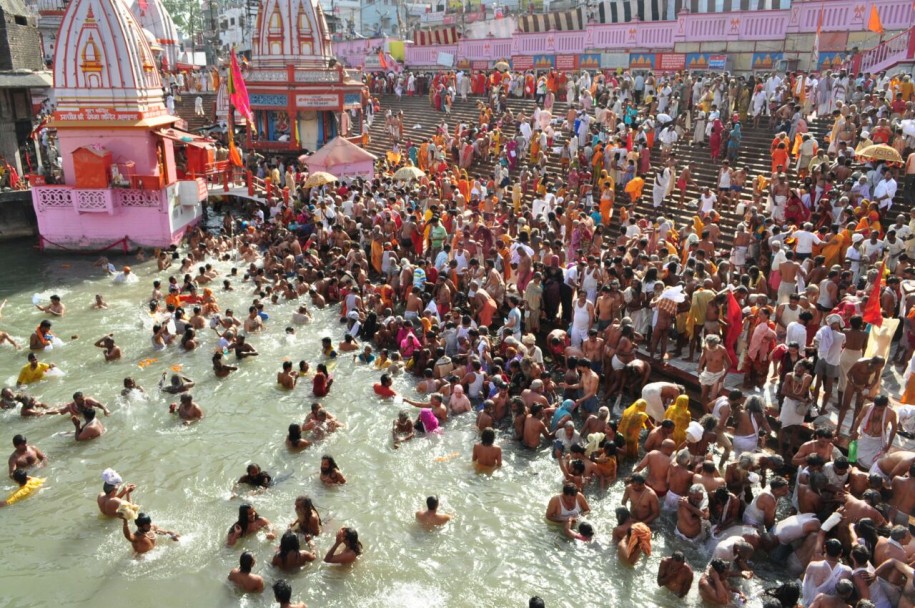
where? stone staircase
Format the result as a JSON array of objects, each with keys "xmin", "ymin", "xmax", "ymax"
[
  {"xmin": 367, "ymin": 93, "xmax": 910, "ymax": 251},
  {"xmin": 173, "ymin": 91, "xmax": 218, "ymax": 134}
]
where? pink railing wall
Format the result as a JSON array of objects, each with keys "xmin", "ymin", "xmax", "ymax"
[
  {"xmin": 855, "ymin": 27, "xmax": 915, "ymax": 73},
  {"xmin": 332, "ymin": 0, "xmax": 915, "ymax": 68}
]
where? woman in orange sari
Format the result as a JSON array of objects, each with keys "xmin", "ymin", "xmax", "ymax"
[
  {"xmin": 599, "ymin": 171, "xmax": 614, "ymax": 226},
  {"xmin": 818, "ymin": 226, "xmax": 851, "ymax": 269}
]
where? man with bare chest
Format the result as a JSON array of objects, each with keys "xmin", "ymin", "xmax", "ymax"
[
  {"xmin": 837, "ymin": 356, "xmax": 884, "ymax": 437},
  {"xmin": 697, "ymin": 335, "xmax": 729, "ymax": 405},
  {"xmin": 622, "ymin": 474, "xmax": 660, "ymax": 525},
  {"xmin": 851, "ymin": 395, "xmax": 898, "ymax": 470},
  {"xmin": 595, "ymin": 285, "xmax": 621, "ymax": 331},
  {"xmin": 635, "ymin": 439, "xmax": 676, "ymax": 498},
  {"xmin": 8, "ymin": 434, "xmax": 47, "ymax": 476},
  {"xmin": 778, "ymin": 251, "xmax": 804, "ymax": 304}
]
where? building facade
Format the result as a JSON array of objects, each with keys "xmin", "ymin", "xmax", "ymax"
[{"xmin": 0, "ymin": 0, "xmax": 49, "ymax": 175}]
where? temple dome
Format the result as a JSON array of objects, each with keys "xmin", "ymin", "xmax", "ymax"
[
  {"xmin": 53, "ymin": 0, "xmax": 166, "ymax": 119},
  {"xmin": 128, "ymin": 0, "xmax": 179, "ymax": 70},
  {"xmin": 251, "ymin": 0, "xmax": 333, "ymax": 68}
]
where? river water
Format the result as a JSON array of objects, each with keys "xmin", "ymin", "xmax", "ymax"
[{"xmin": 0, "ymin": 238, "xmax": 789, "ymax": 608}]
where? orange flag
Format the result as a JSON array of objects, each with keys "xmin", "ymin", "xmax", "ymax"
[
  {"xmin": 862, "ymin": 260, "xmax": 886, "ymax": 327},
  {"xmin": 867, "ymin": 6, "xmax": 884, "ymax": 34}
]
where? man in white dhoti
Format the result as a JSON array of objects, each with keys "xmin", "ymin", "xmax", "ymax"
[
  {"xmin": 851, "ymin": 395, "xmax": 898, "ymax": 470},
  {"xmin": 816, "ymin": 74, "xmax": 833, "ymax": 117},
  {"xmin": 652, "ymin": 163, "xmax": 672, "ymax": 209}
]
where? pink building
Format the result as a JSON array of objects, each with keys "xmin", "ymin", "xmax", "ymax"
[{"xmin": 31, "ymin": 0, "xmax": 210, "ymax": 250}]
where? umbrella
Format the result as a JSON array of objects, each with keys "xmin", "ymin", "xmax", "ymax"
[
  {"xmin": 393, "ymin": 166, "xmax": 426, "ymax": 181},
  {"xmin": 494, "ymin": 61, "xmax": 510, "ymax": 72},
  {"xmin": 302, "ymin": 171, "xmax": 337, "ymax": 188},
  {"xmin": 856, "ymin": 144, "xmax": 903, "ymax": 164}
]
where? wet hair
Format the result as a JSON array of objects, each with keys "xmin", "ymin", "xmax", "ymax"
[
  {"xmin": 481, "ymin": 427, "xmax": 495, "ymax": 446},
  {"xmin": 529, "ymin": 598, "xmax": 546, "ymax": 608},
  {"xmin": 13, "ymin": 434, "xmax": 26, "ymax": 447},
  {"xmin": 239, "ymin": 551, "xmax": 255, "ymax": 573},
  {"xmin": 765, "ymin": 580, "xmax": 801, "ymax": 607},
  {"xmin": 562, "ymin": 482, "xmax": 578, "ymax": 497},
  {"xmin": 272, "ymin": 580, "xmax": 292, "ymax": 603},
  {"xmin": 577, "ymin": 522, "xmax": 594, "ymax": 539},
  {"xmin": 709, "ymin": 558, "xmax": 728, "ymax": 573},
  {"xmin": 671, "ymin": 551, "xmax": 685, "ymax": 562},
  {"xmin": 287, "ymin": 424, "xmax": 303, "ymax": 444},
  {"xmin": 136, "ymin": 513, "xmax": 152, "ymax": 527},
  {"xmin": 615, "ymin": 506, "xmax": 630, "ymax": 525},
  {"xmin": 103, "ymin": 482, "xmax": 117, "ymax": 494},
  {"xmin": 426, "ymin": 496, "xmax": 439, "ymax": 510},
  {"xmin": 277, "ymin": 531, "xmax": 301, "ymax": 564},
  {"xmin": 235, "ymin": 504, "xmax": 254, "ymax": 536},
  {"xmin": 12, "ymin": 468, "xmax": 27, "ymax": 486},
  {"xmin": 342, "ymin": 527, "xmax": 362, "ymax": 554},
  {"xmin": 824, "ymin": 538, "xmax": 843, "ymax": 558}
]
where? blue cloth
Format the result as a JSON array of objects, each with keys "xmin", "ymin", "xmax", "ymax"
[{"xmin": 550, "ymin": 399, "xmax": 576, "ymax": 431}]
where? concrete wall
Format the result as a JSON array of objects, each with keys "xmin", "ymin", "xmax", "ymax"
[{"xmin": 0, "ymin": 190, "xmax": 37, "ymax": 240}]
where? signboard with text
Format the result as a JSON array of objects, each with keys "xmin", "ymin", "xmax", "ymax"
[
  {"xmin": 656, "ymin": 53, "xmax": 686, "ymax": 72},
  {"xmin": 556, "ymin": 55, "xmax": 577, "ymax": 70},
  {"xmin": 512, "ymin": 55, "xmax": 533, "ymax": 70},
  {"xmin": 708, "ymin": 55, "xmax": 727, "ymax": 70},
  {"xmin": 294, "ymin": 94, "xmax": 340, "ymax": 109},
  {"xmin": 54, "ymin": 107, "xmax": 166, "ymax": 121}
]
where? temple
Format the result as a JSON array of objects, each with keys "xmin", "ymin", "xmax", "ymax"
[
  {"xmin": 246, "ymin": 0, "xmax": 365, "ymax": 152},
  {"xmin": 29, "ymin": 0, "xmax": 212, "ymax": 250},
  {"xmin": 127, "ymin": 0, "xmax": 180, "ymax": 72}
]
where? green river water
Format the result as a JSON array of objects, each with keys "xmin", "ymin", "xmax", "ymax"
[{"xmin": 0, "ymin": 238, "xmax": 787, "ymax": 608}]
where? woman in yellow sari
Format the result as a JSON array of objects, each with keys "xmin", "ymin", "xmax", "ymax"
[
  {"xmin": 663, "ymin": 395, "xmax": 691, "ymax": 447},
  {"xmin": 618, "ymin": 399, "xmax": 651, "ymax": 459}
]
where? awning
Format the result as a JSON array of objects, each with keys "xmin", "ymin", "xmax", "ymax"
[
  {"xmin": 0, "ymin": 71, "xmax": 53, "ymax": 89},
  {"xmin": 155, "ymin": 128, "xmax": 213, "ymax": 149}
]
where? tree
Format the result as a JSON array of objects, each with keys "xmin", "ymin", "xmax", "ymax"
[{"xmin": 162, "ymin": 0, "xmax": 205, "ymax": 42}]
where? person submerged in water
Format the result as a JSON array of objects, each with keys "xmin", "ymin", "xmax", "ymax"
[
  {"xmin": 237, "ymin": 464, "xmax": 272, "ymax": 490},
  {"xmin": 159, "ymin": 372, "xmax": 195, "ymax": 394},
  {"xmin": 227, "ymin": 504, "xmax": 275, "ymax": 547},
  {"xmin": 392, "ymin": 410, "xmax": 415, "ymax": 448},
  {"xmin": 312, "ymin": 363, "xmax": 333, "ymax": 397},
  {"xmin": 121, "ymin": 512, "xmax": 180, "ymax": 554},
  {"xmin": 72, "ymin": 408, "xmax": 105, "ymax": 441},
  {"xmin": 97, "ymin": 476, "xmax": 137, "ymax": 517},
  {"xmin": 8, "ymin": 434, "xmax": 47, "ymax": 477},
  {"xmin": 415, "ymin": 495, "xmax": 452, "ymax": 527},
  {"xmin": 168, "ymin": 393, "xmax": 204, "ymax": 423},
  {"xmin": 319, "ymin": 455, "xmax": 346, "ymax": 485},
  {"xmin": 323, "ymin": 527, "xmax": 362, "ymax": 564},
  {"xmin": 228, "ymin": 551, "xmax": 264, "ymax": 593}
]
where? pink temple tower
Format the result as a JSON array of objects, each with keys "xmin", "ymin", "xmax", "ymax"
[{"xmin": 31, "ymin": 0, "xmax": 211, "ymax": 250}]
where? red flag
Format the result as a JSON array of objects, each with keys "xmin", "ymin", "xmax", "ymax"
[
  {"xmin": 723, "ymin": 291, "xmax": 743, "ymax": 371},
  {"xmin": 138, "ymin": 0, "xmax": 148, "ymax": 11},
  {"xmin": 862, "ymin": 261, "xmax": 886, "ymax": 327},
  {"xmin": 227, "ymin": 49, "xmax": 253, "ymax": 123},
  {"xmin": 378, "ymin": 51, "xmax": 388, "ymax": 70}
]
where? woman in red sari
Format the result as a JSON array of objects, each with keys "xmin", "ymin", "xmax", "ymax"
[{"xmin": 708, "ymin": 119, "xmax": 723, "ymax": 162}]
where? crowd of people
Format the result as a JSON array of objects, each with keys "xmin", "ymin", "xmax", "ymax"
[{"xmin": 5, "ymin": 63, "xmax": 915, "ymax": 607}]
